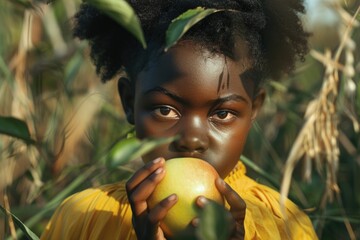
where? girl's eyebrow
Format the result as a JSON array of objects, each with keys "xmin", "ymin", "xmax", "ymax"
[
  {"xmin": 143, "ymin": 87, "xmax": 186, "ymax": 104},
  {"xmin": 213, "ymin": 94, "xmax": 249, "ymax": 105},
  {"xmin": 144, "ymin": 86, "xmax": 249, "ymax": 105}
]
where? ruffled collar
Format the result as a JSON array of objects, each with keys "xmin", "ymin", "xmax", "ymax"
[{"xmin": 224, "ymin": 161, "xmax": 247, "ymax": 184}]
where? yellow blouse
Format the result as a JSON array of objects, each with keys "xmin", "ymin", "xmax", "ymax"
[{"xmin": 41, "ymin": 162, "xmax": 318, "ymax": 239}]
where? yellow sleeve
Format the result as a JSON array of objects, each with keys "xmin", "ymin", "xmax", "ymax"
[
  {"xmin": 41, "ymin": 183, "xmax": 136, "ymax": 240},
  {"xmin": 225, "ymin": 163, "xmax": 318, "ymax": 240},
  {"xmin": 242, "ymin": 182, "xmax": 318, "ymax": 239}
]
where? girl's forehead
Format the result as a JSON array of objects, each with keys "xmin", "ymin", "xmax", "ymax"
[
  {"xmin": 137, "ymin": 40, "xmax": 252, "ymax": 84},
  {"xmin": 135, "ymin": 41, "xmax": 255, "ymax": 100}
]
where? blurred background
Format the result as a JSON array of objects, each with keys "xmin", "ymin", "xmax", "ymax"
[{"xmin": 0, "ymin": 0, "xmax": 359, "ymax": 239}]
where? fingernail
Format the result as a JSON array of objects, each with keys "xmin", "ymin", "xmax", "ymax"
[
  {"xmin": 199, "ymin": 196, "xmax": 208, "ymax": 204},
  {"xmin": 192, "ymin": 218, "xmax": 199, "ymax": 227},
  {"xmin": 217, "ymin": 178, "xmax": 226, "ymax": 186},
  {"xmin": 153, "ymin": 157, "xmax": 163, "ymax": 164},
  {"xmin": 155, "ymin": 167, "xmax": 164, "ymax": 174},
  {"xmin": 168, "ymin": 194, "xmax": 177, "ymax": 201}
]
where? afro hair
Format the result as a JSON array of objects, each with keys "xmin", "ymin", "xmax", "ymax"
[{"xmin": 73, "ymin": 0, "xmax": 309, "ymax": 84}]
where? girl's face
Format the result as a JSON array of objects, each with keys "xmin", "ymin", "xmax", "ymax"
[{"xmin": 121, "ymin": 41, "xmax": 264, "ymax": 178}]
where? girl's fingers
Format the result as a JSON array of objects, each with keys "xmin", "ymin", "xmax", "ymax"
[
  {"xmin": 125, "ymin": 157, "xmax": 174, "ymax": 240},
  {"xmin": 194, "ymin": 195, "xmax": 237, "ymax": 238},
  {"xmin": 195, "ymin": 196, "xmax": 209, "ymax": 208},
  {"xmin": 128, "ymin": 166, "xmax": 166, "ymax": 216},
  {"xmin": 215, "ymin": 179, "xmax": 246, "ymax": 239},
  {"xmin": 147, "ymin": 194, "xmax": 178, "ymax": 224},
  {"xmin": 130, "ymin": 167, "xmax": 165, "ymax": 201},
  {"xmin": 126, "ymin": 157, "xmax": 165, "ymax": 191},
  {"xmin": 215, "ymin": 178, "xmax": 246, "ymax": 215}
]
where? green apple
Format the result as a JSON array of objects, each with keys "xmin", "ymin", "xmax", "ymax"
[{"xmin": 147, "ymin": 157, "xmax": 224, "ymax": 237}]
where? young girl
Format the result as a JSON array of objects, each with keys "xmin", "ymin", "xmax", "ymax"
[{"xmin": 41, "ymin": 0, "xmax": 318, "ymax": 239}]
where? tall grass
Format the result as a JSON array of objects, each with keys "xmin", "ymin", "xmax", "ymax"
[{"xmin": 0, "ymin": 0, "xmax": 359, "ymax": 239}]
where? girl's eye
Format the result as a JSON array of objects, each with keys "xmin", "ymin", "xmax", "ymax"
[
  {"xmin": 211, "ymin": 110, "xmax": 237, "ymax": 122},
  {"xmin": 152, "ymin": 106, "xmax": 180, "ymax": 119}
]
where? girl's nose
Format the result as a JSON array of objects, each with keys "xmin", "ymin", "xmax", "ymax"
[{"xmin": 173, "ymin": 116, "xmax": 209, "ymax": 153}]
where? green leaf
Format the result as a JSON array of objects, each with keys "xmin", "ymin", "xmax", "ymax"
[
  {"xmin": 64, "ymin": 50, "xmax": 84, "ymax": 91},
  {"xmin": 10, "ymin": 0, "xmax": 36, "ymax": 9},
  {"xmin": 106, "ymin": 136, "xmax": 177, "ymax": 168},
  {"xmin": 165, "ymin": 7, "xmax": 220, "ymax": 51},
  {"xmin": 84, "ymin": 0, "xmax": 146, "ymax": 48},
  {"xmin": 0, "ymin": 55, "xmax": 14, "ymax": 85},
  {"xmin": 9, "ymin": 0, "xmax": 45, "ymax": 11},
  {"xmin": 0, "ymin": 116, "xmax": 35, "ymax": 144},
  {"xmin": 106, "ymin": 137, "xmax": 142, "ymax": 167},
  {"xmin": 240, "ymin": 155, "xmax": 279, "ymax": 189},
  {"xmin": 197, "ymin": 201, "xmax": 231, "ymax": 240},
  {"xmin": 269, "ymin": 80, "xmax": 288, "ymax": 93},
  {"xmin": 0, "ymin": 204, "xmax": 40, "ymax": 240}
]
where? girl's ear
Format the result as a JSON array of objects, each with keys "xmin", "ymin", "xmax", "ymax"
[
  {"xmin": 251, "ymin": 88, "xmax": 266, "ymax": 121},
  {"xmin": 118, "ymin": 77, "xmax": 135, "ymax": 124}
]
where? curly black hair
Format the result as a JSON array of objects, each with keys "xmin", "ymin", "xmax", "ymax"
[{"xmin": 73, "ymin": 0, "xmax": 309, "ymax": 85}]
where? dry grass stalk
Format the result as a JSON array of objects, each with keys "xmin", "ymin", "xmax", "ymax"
[
  {"xmin": 53, "ymin": 87, "xmax": 108, "ymax": 173},
  {"xmin": 11, "ymin": 10, "xmax": 35, "ymax": 121},
  {"xmin": 1, "ymin": 9, "xmax": 41, "ymax": 236},
  {"xmin": 280, "ymin": 3, "xmax": 359, "ymax": 213},
  {"xmin": 0, "ymin": 1, "xmax": 103, "ymax": 237},
  {"xmin": 3, "ymin": 193, "xmax": 17, "ymax": 240},
  {"xmin": 41, "ymin": 4, "xmax": 67, "ymax": 56},
  {"xmin": 1, "ymin": 9, "xmax": 37, "ymax": 194}
]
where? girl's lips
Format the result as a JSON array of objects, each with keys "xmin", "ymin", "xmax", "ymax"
[{"xmin": 166, "ymin": 153, "xmax": 206, "ymax": 161}]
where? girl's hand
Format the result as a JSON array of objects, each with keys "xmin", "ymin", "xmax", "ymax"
[
  {"xmin": 126, "ymin": 157, "xmax": 178, "ymax": 240},
  {"xmin": 196, "ymin": 178, "xmax": 246, "ymax": 240}
]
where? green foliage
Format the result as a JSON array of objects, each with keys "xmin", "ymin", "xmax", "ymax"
[
  {"xmin": 172, "ymin": 201, "xmax": 231, "ymax": 240},
  {"xmin": 0, "ymin": 204, "xmax": 39, "ymax": 240},
  {"xmin": 196, "ymin": 201, "xmax": 231, "ymax": 240},
  {"xmin": 64, "ymin": 48, "xmax": 85, "ymax": 92},
  {"xmin": 84, "ymin": 0, "xmax": 146, "ymax": 48},
  {"xmin": 165, "ymin": 7, "xmax": 220, "ymax": 50},
  {"xmin": 9, "ymin": 0, "xmax": 38, "ymax": 10},
  {"xmin": 106, "ymin": 136, "xmax": 177, "ymax": 169},
  {"xmin": 0, "ymin": 116, "xmax": 35, "ymax": 144}
]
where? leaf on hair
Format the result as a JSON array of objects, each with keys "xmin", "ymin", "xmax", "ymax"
[
  {"xmin": 84, "ymin": 0, "xmax": 147, "ymax": 48},
  {"xmin": 165, "ymin": 7, "xmax": 221, "ymax": 51}
]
